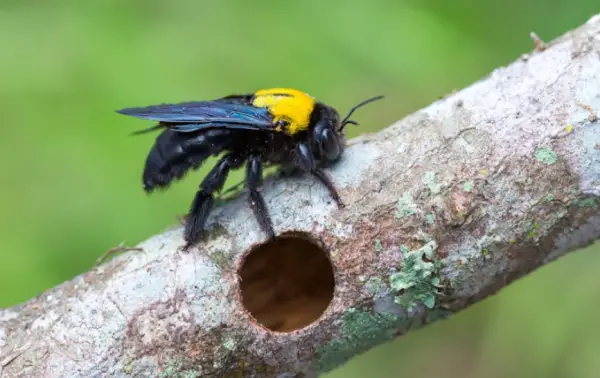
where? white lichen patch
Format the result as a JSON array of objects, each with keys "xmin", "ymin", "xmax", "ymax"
[
  {"xmin": 31, "ymin": 310, "xmax": 61, "ymax": 331},
  {"xmin": 422, "ymin": 26, "xmax": 590, "ymax": 164},
  {"xmin": 567, "ymin": 125, "xmax": 600, "ymax": 197},
  {"xmin": 0, "ymin": 310, "xmax": 18, "ymax": 322},
  {"xmin": 18, "ymin": 231, "xmax": 237, "ymax": 376},
  {"xmin": 106, "ymin": 233, "xmax": 231, "ymax": 326},
  {"xmin": 442, "ymin": 234, "xmax": 511, "ymax": 298},
  {"xmin": 328, "ymin": 141, "xmax": 381, "ymax": 187}
]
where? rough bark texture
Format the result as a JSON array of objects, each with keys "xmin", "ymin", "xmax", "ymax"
[{"xmin": 2, "ymin": 14, "xmax": 600, "ymax": 378}]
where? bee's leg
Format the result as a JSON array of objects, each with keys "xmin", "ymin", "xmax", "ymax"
[
  {"xmin": 182, "ymin": 153, "xmax": 244, "ymax": 250},
  {"xmin": 294, "ymin": 143, "xmax": 345, "ymax": 208},
  {"xmin": 246, "ymin": 154, "xmax": 275, "ymax": 239}
]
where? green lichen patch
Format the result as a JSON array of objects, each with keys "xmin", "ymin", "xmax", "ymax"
[
  {"xmin": 423, "ymin": 171, "xmax": 441, "ymax": 194},
  {"xmin": 159, "ymin": 359, "xmax": 199, "ymax": 378},
  {"xmin": 208, "ymin": 249, "xmax": 231, "ymax": 269},
  {"xmin": 462, "ymin": 180, "xmax": 475, "ymax": 192},
  {"xmin": 389, "ymin": 241, "xmax": 442, "ymax": 312},
  {"xmin": 425, "ymin": 213, "xmax": 436, "ymax": 224},
  {"xmin": 315, "ymin": 308, "xmax": 401, "ymax": 373},
  {"xmin": 222, "ymin": 336, "xmax": 238, "ymax": 351},
  {"xmin": 374, "ymin": 239, "xmax": 383, "ymax": 252},
  {"xmin": 574, "ymin": 197, "xmax": 598, "ymax": 208},
  {"xmin": 546, "ymin": 193, "xmax": 554, "ymax": 201},
  {"xmin": 365, "ymin": 277, "xmax": 387, "ymax": 296},
  {"xmin": 395, "ymin": 192, "xmax": 417, "ymax": 218},
  {"xmin": 535, "ymin": 146, "xmax": 557, "ymax": 165},
  {"xmin": 206, "ymin": 223, "xmax": 229, "ymax": 241},
  {"xmin": 527, "ymin": 222, "xmax": 541, "ymax": 239}
]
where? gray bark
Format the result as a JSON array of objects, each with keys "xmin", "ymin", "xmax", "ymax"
[{"xmin": 2, "ymin": 13, "xmax": 600, "ymax": 378}]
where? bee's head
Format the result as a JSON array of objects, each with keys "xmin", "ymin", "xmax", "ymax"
[{"xmin": 311, "ymin": 95, "xmax": 384, "ymax": 164}]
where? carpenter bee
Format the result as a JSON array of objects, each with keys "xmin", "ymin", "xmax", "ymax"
[{"xmin": 117, "ymin": 88, "xmax": 383, "ymax": 249}]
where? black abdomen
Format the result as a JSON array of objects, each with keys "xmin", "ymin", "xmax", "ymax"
[{"xmin": 143, "ymin": 128, "xmax": 233, "ymax": 191}]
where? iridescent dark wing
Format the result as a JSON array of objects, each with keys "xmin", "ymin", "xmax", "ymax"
[{"xmin": 116, "ymin": 100, "xmax": 274, "ymax": 134}]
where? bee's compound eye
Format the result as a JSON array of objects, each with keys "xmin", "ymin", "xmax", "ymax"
[{"xmin": 320, "ymin": 128, "xmax": 341, "ymax": 161}]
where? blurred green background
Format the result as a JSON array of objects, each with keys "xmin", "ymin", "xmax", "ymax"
[{"xmin": 1, "ymin": 1, "xmax": 598, "ymax": 377}]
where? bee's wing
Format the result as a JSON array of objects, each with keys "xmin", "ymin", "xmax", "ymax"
[{"xmin": 116, "ymin": 101, "xmax": 274, "ymax": 133}]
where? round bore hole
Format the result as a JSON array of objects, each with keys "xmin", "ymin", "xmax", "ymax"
[{"xmin": 238, "ymin": 234, "xmax": 335, "ymax": 332}]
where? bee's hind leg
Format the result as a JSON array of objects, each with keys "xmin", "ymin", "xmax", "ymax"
[
  {"xmin": 246, "ymin": 154, "xmax": 275, "ymax": 240},
  {"xmin": 182, "ymin": 152, "xmax": 245, "ymax": 250}
]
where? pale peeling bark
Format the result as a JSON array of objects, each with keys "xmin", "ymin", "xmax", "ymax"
[{"xmin": 2, "ymin": 14, "xmax": 600, "ymax": 378}]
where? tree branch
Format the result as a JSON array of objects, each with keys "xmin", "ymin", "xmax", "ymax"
[{"xmin": 2, "ymin": 14, "xmax": 600, "ymax": 378}]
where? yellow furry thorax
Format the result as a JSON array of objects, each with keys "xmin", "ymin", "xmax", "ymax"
[{"xmin": 252, "ymin": 88, "xmax": 315, "ymax": 135}]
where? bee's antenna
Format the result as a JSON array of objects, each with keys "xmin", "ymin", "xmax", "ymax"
[{"xmin": 339, "ymin": 95, "xmax": 384, "ymax": 131}]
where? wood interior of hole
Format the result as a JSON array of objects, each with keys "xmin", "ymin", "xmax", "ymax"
[{"xmin": 238, "ymin": 236, "xmax": 335, "ymax": 332}]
